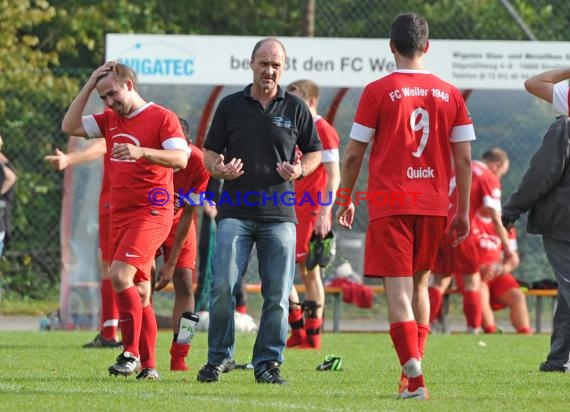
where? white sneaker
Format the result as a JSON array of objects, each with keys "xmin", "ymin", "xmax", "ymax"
[{"xmin": 399, "ymin": 386, "xmax": 430, "ymax": 400}]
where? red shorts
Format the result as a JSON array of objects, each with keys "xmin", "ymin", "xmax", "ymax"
[
  {"xmin": 488, "ymin": 273, "xmax": 520, "ymax": 311},
  {"xmin": 364, "ymin": 215, "xmax": 446, "ymax": 277},
  {"xmin": 98, "ymin": 211, "xmax": 111, "ymax": 262},
  {"xmin": 433, "ymin": 232, "xmax": 480, "ymax": 275},
  {"xmin": 160, "ymin": 242, "xmax": 196, "ymax": 271},
  {"xmin": 295, "ymin": 214, "xmax": 318, "ymax": 262},
  {"xmin": 159, "ymin": 217, "xmax": 198, "ymax": 270},
  {"xmin": 111, "ymin": 218, "xmax": 171, "ymax": 282}
]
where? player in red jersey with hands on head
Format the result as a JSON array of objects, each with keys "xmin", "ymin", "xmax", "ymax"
[
  {"xmin": 337, "ymin": 13, "xmax": 475, "ymax": 400},
  {"xmin": 285, "ymin": 79, "xmax": 341, "ymax": 350},
  {"xmin": 62, "ymin": 62, "xmax": 189, "ymax": 380},
  {"xmin": 523, "ymin": 67, "xmax": 570, "ymax": 114}
]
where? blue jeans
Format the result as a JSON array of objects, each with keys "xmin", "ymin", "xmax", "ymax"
[{"xmin": 207, "ymin": 218, "xmax": 296, "ymax": 371}]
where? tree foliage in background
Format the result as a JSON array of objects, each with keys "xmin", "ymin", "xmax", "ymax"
[
  {"xmin": 34, "ymin": 0, "xmax": 306, "ymax": 69},
  {"xmin": 316, "ymin": 0, "xmax": 569, "ymax": 40},
  {"xmin": 0, "ymin": 0, "xmax": 80, "ymax": 297},
  {"xmin": 0, "ymin": 0, "xmax": 567, "ymax": 298}
]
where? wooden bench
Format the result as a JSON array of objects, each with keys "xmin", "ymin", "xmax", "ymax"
[
  {"xmin": 75, "ymin": 281, "xmax": 557, "ymax": 333},
  {"xmin": 524, "ymin": 288, "xmax": 558, "ymax": 333},
  {"xmin": 158, "ymin": 282, "xmax": 358, "ymax": 333},
  {"xmin": 439, "ymin": 287, "xmax": 557, "ymax": 333},
  {"xmin": 247, "ymin": 284, "xmax": 556, "ymax": 333}
]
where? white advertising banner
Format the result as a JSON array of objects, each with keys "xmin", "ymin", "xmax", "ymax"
[{"xmin": 106, "ymin": 34, "xmax": 570, "ymax": 89}]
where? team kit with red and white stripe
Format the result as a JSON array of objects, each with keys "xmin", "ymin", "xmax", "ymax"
[
  {"xmin": 160, "ymin": 144, "xmax": 210, "ymax": 271},
  {"xmin": 96, "ymin": 159, "xmax": 117, "ymax": 342},
  {"xmin": 470, "ymin": 214, "xmax": 520, "ymax": 311},
  {"xmin": 349, "ymin": 70, "xmax": 476, "ymax": 277},
  {"xmin": 433, "ymin": 160, "xmax": 503, "ymax": 275},
  {"xmin": 82, "ymin": 102, "xmax": 188, "ymax": 369},
  {"xmin": 350, "ymin": 67, "xmax": 475, "ymax": 398},
  {"xmin": 294, "ymin": 115, "xmax": 340, "ymax": 261},
  {"xmin": 83, "ymin": 102, "xmax": 189, "ymax": 279}
]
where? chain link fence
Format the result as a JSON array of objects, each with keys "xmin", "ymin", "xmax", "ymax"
[{"xmin": 1, "ymin": 1, "xmax": 567, "ymax": 300}]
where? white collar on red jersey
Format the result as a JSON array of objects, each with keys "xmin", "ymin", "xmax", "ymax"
[
  {"xmin": 126, "ymin": 101, "xmax": 155, "ymax": 119},
  {"xmin": 394, "ymin": 69, "xmax": 431, "ymax": 74}
]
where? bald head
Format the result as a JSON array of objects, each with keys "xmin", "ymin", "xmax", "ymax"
[{"xmin": 251, "ymin": 37, "xmax": 287, "ymax": 62}]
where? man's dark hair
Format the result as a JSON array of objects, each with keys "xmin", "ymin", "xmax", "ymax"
[{"xmin": 389, "ymin": 13, "xmax": 429, "ymax": 59}]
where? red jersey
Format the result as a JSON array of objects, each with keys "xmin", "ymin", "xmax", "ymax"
[
  {"xmin": 172, "ymin": 145, "xmax": 210, "ymax": 227},
  {"xmin": 447, "ymin": 160, "xmax": 502, "ymax": 224},
  {"xmin": 98, "ymin": 156, "xmax": 111, "ymax": 217},
  {"xmin": 472, "ymin": 213, "xmax": 517, "ymax": 265},
  {"xmin": 295, "ymin": 115, "xmax": 340, "ymax": 217},
  {"xmin": 83, "ymin": 102, "xmax": 188, "ymax": 222},
  {"xmin": 553, "ymin": 83, "xmax": 570, "ymax": 115},
  {"xmin": 350, "ymin": 70, "xmax": 475, "ymax": 220}
]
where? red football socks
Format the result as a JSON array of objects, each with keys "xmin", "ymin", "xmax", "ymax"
[
  {"xmin": 116, "ymin": 286, "xmax": 142, "ymax": 357},
  {"xmin": 463, "ymin": 290, "xmax": 482, "ymax": 329},
  {"xmin": 389, "ymin": 321, "xmax": 419, "ymax": 365},
  {"xmin": 139, "ymin": 304, "xmax": 157, "ymax": 369},
  {"xmin": 390, "ymin": 321, "xmax": 424, "ymax": 392},
  {"xmin": 170, "ymin": 341, "xmax": 190, "ymax": 371},
  {"xmin": 417, "ymin": 323, "xmax": 430, "ymax": 359},
  {"xmin": 301, "ymin": 318, "xmax": 322, "ymax": 349},
  {"xmin": 286, "ymin": 308, "xmax": 306, "ymax": 347},
  {"xmin": 100, "ymin": 278, "xmax": 119, "ymax": 341},
  {"xmin": 428, "ymin": 287, "xmax": 443, "ymax": 324}
]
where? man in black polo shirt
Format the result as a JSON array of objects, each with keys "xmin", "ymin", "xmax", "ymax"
[{"xmin": 197, "ymin": 37, "xmax": 322, "ymax": 384}]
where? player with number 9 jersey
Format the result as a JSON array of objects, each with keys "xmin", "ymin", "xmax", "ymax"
[{"xmin": 337, "ymin": 13, "xmax": 476, "ymax": 401}]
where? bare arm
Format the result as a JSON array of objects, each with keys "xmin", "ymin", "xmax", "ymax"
[
  {"xmin": 502, "ymin": 249, "xmax": 520, "ymax": 274},
  {"xmin": 487, "ymin": 206, "xmax": 513, "ymax": 259},
  {"xmin": 62, "ymin": 64, "xmax": 113, "ymax": 137},
  {"xmin": 524, "ymin": 68, "xmax": 570, "ymax": 103},
  {"xmin": 0, "ymin": 164, "xmax": 16, "ymax": 195},
  {"xmin": 450, "ymin": 141, "xmax": 472, "ymax": 243},
  {"xmin": 314, "ymin": 160, "xmax": 340, "ymax": 236},
  {"xmin": 299, "ymin": 151, "xmax": 321, "ymax": 179},
  {"xmin": 336, "ymin": 139, "xmax": 368, "ymax": 229},
  {"xmin": 112, "ymin": 145, "xmax": 188, "ymax": 169},
  {"xmin": 339, "ymin": 139, "xmax": 367, "ymax": 199},
  {"xmin": 45, "ymin": 137, "xmax": 106, "ymax": 170},
  {"xmin": 155, "ymin": 205, "xmax": 197, "ymax": 291}
]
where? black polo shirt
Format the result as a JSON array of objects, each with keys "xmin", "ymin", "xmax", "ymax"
[{"xmin": 203, "ymin": 84, "xmax": 322, "ymax": 223}]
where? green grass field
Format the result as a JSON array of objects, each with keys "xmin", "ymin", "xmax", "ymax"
[{"xmin": 0, "ymin": 331, "xmax": 568, "ymax": 411}]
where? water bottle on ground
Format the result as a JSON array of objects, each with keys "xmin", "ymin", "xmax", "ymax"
[{"xmin": 176, "ymin": 311, "xmax": 200, "ymax": 344}]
